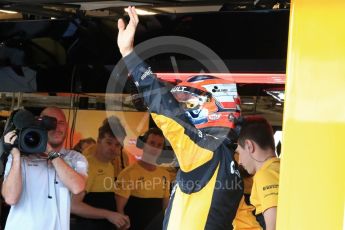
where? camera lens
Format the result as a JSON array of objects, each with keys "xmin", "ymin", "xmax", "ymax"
[
  {"xmin": 19, "ymin": 127, "xmax": 48, "ymax": 154},
  {"xmin": 23, "ymin": 131, "xmax": 41, "ymax": 148}
]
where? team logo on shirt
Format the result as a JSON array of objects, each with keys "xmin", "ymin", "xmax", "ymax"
[
  {"xmin": 263, "ymin": 184, "xmax": 279, "ymax": 191},
  {"xmin": 230, "ymin": 161, "xmax": 241, "ymax": 178},
  {"xmin": 140, "ymin": 67, "xmax": 153, "ymax": 80}
]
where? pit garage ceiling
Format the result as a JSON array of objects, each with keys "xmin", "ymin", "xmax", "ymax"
[{"xmin": 0, "ymin": 0, "xmax": 290, "ymax": 19}]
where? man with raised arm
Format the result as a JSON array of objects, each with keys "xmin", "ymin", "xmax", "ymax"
[{"xmin": 115, "ymin": 7, "xmax": 243, "ymax": 229}]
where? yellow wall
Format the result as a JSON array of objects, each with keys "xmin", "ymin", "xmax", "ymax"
[
  {"xmin": 63, "ymin": 110, "xmax": 149, "ymax": 162},
  {"xmin": 277, "ymin": 0, "xmax": 345, "ymax": 229}
]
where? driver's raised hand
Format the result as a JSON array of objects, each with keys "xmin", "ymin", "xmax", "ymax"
[{"xmin": 117, "ymin": 6, "xmax": 139, "ymax": 57}]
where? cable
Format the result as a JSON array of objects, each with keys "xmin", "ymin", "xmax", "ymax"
[
  {"xmin": 249, "ymin": 154, "xmax": 275, "ymax": 163},
  {"xmin": 69, "ymin": 93, "xmax": 79, "ymax": 149},
  {"xmin": 47, "ymin": 161, "xmax": 52, "ymax": 199},
  {"xmin": 66, "ymin": 65, "xmax": 79, "ymax": 149}
]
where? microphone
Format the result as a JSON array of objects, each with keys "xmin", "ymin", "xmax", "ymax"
[{"xmin": 13, "ymin": 109, "xmax": 35, "ymax": 129}]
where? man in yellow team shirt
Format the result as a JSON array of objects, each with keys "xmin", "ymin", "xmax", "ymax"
[
  {"xmin": 71, "ymin": 116, "xmax": 130, "ymax": 230},
  {"xmin": 115, "ymin": 128, "xmax": 170, "ymax": 230},
  {"xmin": 236, "ymin": 116, "xmax": 280, "ymax": 230}
]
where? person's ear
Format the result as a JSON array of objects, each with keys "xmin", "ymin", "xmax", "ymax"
[{"xmin": 245, "ymin": 139, "xmax": 255, "ymax": 153}]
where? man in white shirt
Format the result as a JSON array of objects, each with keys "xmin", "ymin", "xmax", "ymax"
[{"xmin": 2, "ymin": 107, "xmax": 88, "ymax": 230}]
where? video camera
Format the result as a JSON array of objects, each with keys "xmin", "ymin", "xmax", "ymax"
[{"xmin": 1, "ymin": 109, "xmax": 57, "ymax": 154}]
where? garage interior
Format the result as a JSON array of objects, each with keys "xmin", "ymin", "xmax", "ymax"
[{"xmin": 0, "ymin": 0, "xmax": 289, "ymax": 129}]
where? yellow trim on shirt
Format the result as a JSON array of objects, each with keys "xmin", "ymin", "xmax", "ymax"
[{"xmin": 251, "ymin": 158, "xmax": 280, "ymax": 214}]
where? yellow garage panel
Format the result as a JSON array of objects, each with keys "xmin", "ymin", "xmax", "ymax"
[{"xmin": 277, "ymin": 0, "xmax": 345, "ymax": 229}]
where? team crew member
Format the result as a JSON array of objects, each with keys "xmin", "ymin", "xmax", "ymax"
[
  {"xmin": 71, "ymin": 116, "xmax": 130, "ymax": 230},
  {"xmin": 115, "ymin": 128, "xmax": 170, "ymax": 230},
  {"xmin": 115, "ymin": 7, "xmax": 243, "ymax": 229},
  {"xmin": 236, "ymin": 116, "xmax": 280, "ymax": 230},
  {"xmin": 2, "ymin": 107, "xmax": 87, "ymax": 230},
  {"xmin": 82, "ymin": 127, "xmax": 129, "ymax": 180},
  {"xmin": 83, "ymin": 139, "xmax": 129, "ymax": 180},
  {"xmin": 233, "ymin": 153, "xmax": 262, "ymax": 230}
]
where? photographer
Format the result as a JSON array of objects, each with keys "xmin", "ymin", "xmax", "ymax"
[{"xmin": 1, "ymin": 107, "xmax": 88, "ymax": 230}]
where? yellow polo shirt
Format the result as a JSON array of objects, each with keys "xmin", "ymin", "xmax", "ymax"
[
  {"xmin": 85, "ymin": 154, "xmax": 114, "ymax": 193},
  {"xmin": 251, "ymin": 158, "xmax": 280, "ymax": 214},
  {"xmin": 115, "ymin": 162, "xmax": 170, "ymax": 199}
]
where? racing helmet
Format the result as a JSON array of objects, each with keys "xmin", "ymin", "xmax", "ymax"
[{"xmin": 171, "ymin": 75, "xmax": 241, "ymax": 130}]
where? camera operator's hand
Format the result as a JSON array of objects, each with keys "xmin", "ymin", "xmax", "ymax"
[
  {"xmin": 3, "ymin": 130, "xmax": 20, "ymax": 158},
  {"xmin": 2, "ymin": 130, "xmax": 22, "ymax": 206}
]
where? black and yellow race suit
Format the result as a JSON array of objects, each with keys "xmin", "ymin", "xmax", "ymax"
[{"xmin": 121, "ymin": 52, "xmax": 243, "ymax": 230}]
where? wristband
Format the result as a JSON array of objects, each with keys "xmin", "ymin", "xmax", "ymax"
[
  {"xmin": 3, "ymin": 143, "xmax": 14, "ymax": 153},
  {"xmin": 48, "ymin": 151, "xmax": 61, "ymax": 161}
]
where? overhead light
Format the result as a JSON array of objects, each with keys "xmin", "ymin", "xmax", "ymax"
[
  {"xmin": 265, "ymin": 89, "xmax": 285, "ymax": 102},
  {"xmin": 243, "ymin": 102, "xmax": 254, "ymax": 105},
  {"xmin": 51, "ymin": 17, "xmax": 57, "ymax": 20},
  {"xmin": 70, "ymin": 1, "xmax": 149, "ymax": 11},
  {"xmin": 0, "ymin": 9, "xmax": 18, "ymax": 14},
  {"xmin": 124, "ymin": 8, "xmax": 156, "ymax": 15}
]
